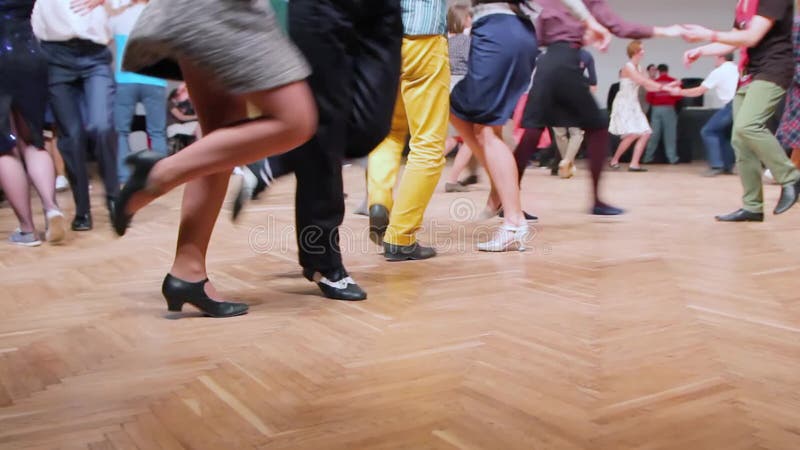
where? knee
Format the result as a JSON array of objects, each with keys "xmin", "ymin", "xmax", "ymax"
[
  {"xmin": 284, "ymin": 87, "xmax": 318, "ymax": 148},
  {"xmin": 732, "ymin": 120, "xmax": 762, "ymax": 147}
]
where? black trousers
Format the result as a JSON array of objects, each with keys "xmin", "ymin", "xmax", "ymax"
[{"xmin": 283, "ymin": 0, "xmax": 402, "ymax": 279}]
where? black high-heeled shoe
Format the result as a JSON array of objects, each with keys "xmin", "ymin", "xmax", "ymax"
[
  {"xmin": 161, "ymin": 274, "xmax": 249, "ymax": 318},
  {"xmin": 113, "ymin": 150, "xmax": 165, "ymax": 236}
]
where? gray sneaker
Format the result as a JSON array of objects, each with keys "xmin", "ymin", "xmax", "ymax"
[{"xmin": 9, "ymin": 229, "xmax": 42, "ymax": 247}]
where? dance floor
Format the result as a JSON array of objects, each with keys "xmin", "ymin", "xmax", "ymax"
[{"xmin": 1, "ymin": 161, "xmax": 799, "ymax": 449}]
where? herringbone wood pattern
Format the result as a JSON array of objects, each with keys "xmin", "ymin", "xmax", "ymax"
[{"xmin": 1, "ymin": 162, "xmax": 799, "ymax": 449}]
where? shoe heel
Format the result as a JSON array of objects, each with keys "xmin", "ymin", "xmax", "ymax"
[{"xmin": 166, "ymin": 298, "xmax": 184, "ymax": 312}]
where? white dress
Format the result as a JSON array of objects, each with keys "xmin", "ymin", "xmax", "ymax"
[{"xmin": 609, "ymin": 63, "xmax": 652, "ymax": 136}]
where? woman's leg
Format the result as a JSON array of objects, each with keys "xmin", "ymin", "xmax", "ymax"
[
  {"xmin": 610, "ymin": 134, "xmax": 638, "ymax": 166},
  {"xmin": 450, "ymin": 114, "xmax": 501, "ymax": 211},
  {"xmin": 629, "ymin": 133, "xmax": 652, "ymax": 168},
  {"xmin": 20, "ymin": 144, "xmax": 59, "ymax": 212},
  {"xmin": 480, "ymin": 125, "xmax": 523, "ymax": 225},
  {"xmin": 124, "ymin": 60, "xmax": 316, "ymax": 215},
  {"xmin": 446, "ymin": 142, "xmax": 475, "ymax": 184},
  {"xmin": 0, "ymin": 147, "xmax": 35, "ymax": 233}
]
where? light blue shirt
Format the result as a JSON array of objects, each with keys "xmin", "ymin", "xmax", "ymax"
[
  {"xmin": 400, "ymin": 0, "xmax": 447, "ymax": 36},
  {"xmin": 114, "ymin": 34, "xmax": 168, "ymax": 87}
]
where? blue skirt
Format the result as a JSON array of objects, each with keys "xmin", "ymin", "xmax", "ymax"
[{"xmin": 450, "ymin": 13, "xmax": 539, "ymax": 126}]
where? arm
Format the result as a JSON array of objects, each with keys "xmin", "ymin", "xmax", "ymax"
[
  {"xmin": 675, "ymin": 85, "xmax": 708, "ymax": 98},
  {"xmin": 681, "ymin": 16, "xmax": 775, "ymax": 47},
  {"xmin": 683, "ymin": 43, "xmax": 738, "ymax": 67},
  {"xmin": 587, "ymin": 0, "xmax": 682, "ymax": 39},
  {"xmin": 559, "ymin": 0, "xmax": 591, "ymax": 21},
  {"xmin": 623, "ymin": 64, "xmax": 669, "ymax": 92}
]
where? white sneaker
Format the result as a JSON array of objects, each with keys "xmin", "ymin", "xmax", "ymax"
[
  {"xmin": 477, "ymin": 224, "xmax": 529, "ymax": 252},
  {"xmin": 55, "ymin": 175, "xmax": 69, "ymax": 192},
  {"xmin": 764, "ymin": 169, "xmax": 776, "ymax": 184},
  {"xmin": 45, "ymin": 209, "xmax": 67, "ymax": 244}
]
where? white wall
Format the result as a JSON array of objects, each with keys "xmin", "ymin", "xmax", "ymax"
[{"xmin": 584, "ymin": 0, "xmax": 735, "ymax": 107}]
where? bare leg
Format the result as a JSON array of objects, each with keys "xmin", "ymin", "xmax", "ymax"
[
  {"xmin": 45, "ymin": 135, "xmax": 66, "ymax": 177},
  {"xmin": 21, "ymin": 144, "xmax": 59, "ymax": 211},
  {"xmin": 610, "ymin": 134, "xmax": 638, "ymax": 166},
  {"xmin": 629, "ymin": 133, "xmax": 651, "ymax": 169},
  {"xmin": 0, "ymin": 148, "xmax": 35, "ymax": 233},
  {"xmin": 450, "ymin": 114, "xmax": 501, "ymax": 212},
  {"xmin": 444, "ymin": 136, "xmax": 459, "ymax": 156},
  {"xmin": 479, "ymin": 125, "xmax": 524, "ymax": 226},
  {"xmin": 125, "ymin": 59, "xmax": 316, "ymax": 214},
  {"xmin": 446, "ymin": 142, "xmax": 475, "ymax": 184}
]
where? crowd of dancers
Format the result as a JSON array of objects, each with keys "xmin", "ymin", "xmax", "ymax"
[{"xmin": 2, "ymin": 0, "xmax": 800, "ymax": 317}]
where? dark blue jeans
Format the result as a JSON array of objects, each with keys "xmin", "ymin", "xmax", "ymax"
[
  {"xmin": 42, "ymin": 40, "xmax": 118, "ymax": 216},
  {"xmin": 701, "ymin": 102, "xmax": 735, "ymax": 171},
  {"xmin": 114, "ymin": 83, "xmax": 168, "ymax": 183}
]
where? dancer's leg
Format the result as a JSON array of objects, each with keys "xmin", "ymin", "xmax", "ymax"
[
  {"xmin": 629, "ymin": 133, "xmax": 652, "ymax": 168},
  {"xmin": 125, "ymin": 59, "xmax": 316, "ymax": 214},
  {"xmin": 610, "ymin": 134, "xmax": 637, "ymax": 166}
]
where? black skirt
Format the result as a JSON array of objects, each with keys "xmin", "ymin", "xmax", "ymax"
[{"xmin": 521, "ymin": 42, "xmax": 606, "ymax": 130}]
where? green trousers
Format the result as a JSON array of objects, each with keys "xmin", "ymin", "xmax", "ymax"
[{"xmin": 732, "ymin": 80, "xmax": 800, "ymax": 213}]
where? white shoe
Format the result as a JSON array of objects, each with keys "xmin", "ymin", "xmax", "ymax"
[
  {"xmin": 477, "ymin": 224, "xmax": 529, "ymax": 252},
  {"xmin": 764, "ymin": 169, "xmax": 776, "ymax": 184},
  {"xmin": 45, "ymin": 209, "xmax": 67, "ymax": 244},
  {"xmin": 558, "ymin": 160, "xmax": 576, "ymax": 179},
  {"xmin": 55, "ymin": 175, "xmax": 69, "ymax": 192}
]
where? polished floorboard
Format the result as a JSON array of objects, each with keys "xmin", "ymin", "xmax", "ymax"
[{"xmin": 1, "ymin": 161, "xmax": 799, "ymax": 449}]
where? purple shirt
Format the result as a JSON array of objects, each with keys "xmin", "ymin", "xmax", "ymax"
[{"xmin": 535, "ymin": 0, "xmax": 654, "ymax": 47}]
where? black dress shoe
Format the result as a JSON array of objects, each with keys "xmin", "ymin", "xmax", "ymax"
[
  {"xmin": 303, "ymin": 268, "xmax": 366, "ymax": 301},
  {"xmin": 106, "ymin": 199, "xmax": 116, "ymax": 223},
  {"xmin": 715, "ymin": 209, "xmax": 764, "ymax": 222},
  {"xmin": 774, "ymin": 178, "xmax": 800, "ymax": 215},
  {"xmin": 369, "ymin": 204, "xmax": 390, "ymax": 245},
  {"xmin": 383, "ymin": 242, "xmax": 436, "ymax": 261},
  {"xmin": 498, "ymin": 209, "xmax": 538, "ymax": 222},
  {"xmin": 71, "ymin": 213, "xmax": 93, "ymax": 231},
  {"xmin": 161, "ymin": 274, "xmax": 249, "ymax": 318},
  {"xmin": 113, "ymin": 150, "xmax": 165, "ymax": 236},
  {"xmin": 591, "ymin": 202, "xmax": 624, "ymax": 216},
  {"xmin": 628, "ymin": 166, "xmax": 648, "ymax": 172}
]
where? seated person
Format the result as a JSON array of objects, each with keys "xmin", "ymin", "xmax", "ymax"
[{"xmin": 166, "ymin": 83, "xmax": 199, "ymax": 151}]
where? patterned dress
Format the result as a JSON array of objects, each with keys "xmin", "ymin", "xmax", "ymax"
[
  {"xmin": 0, "ymin": 0, "xmax": 48, "ymax": 152},
  {"xmin": 777, "ymin": 16, "xmax": 800, "ymax": 149},
  {"xmin": 608, "ymin": 63, "xmax": 652, "ymax": 136},
  {"xmin": 122, "ymin": 0, "xmax": 310, "ymax": 95}
]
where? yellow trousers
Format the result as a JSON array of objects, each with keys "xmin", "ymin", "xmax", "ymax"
[{"xmin": 368, "ymin": 35, "xmax": 449, "ymax": 246}]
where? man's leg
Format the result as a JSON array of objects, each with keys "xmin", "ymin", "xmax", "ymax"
[
  {"xmin": 729, "ymin": 86, "xmax": 766, "ymax": 214},
  {"xmin": 288, "ymin": 0, "xmax": 362, "ymax": 300},
  {"xmin": 701, "ymin": 105, "xmax": 729, "ymax": 171},
  {"xmin": 663, "ymin": 107, "xmax": 679, "ymax": 164},
  {"xmin": 141, "ymin": 84, "xmax": 169, "ymax": 155},
  {"xmin": 114, "ymin": 83, "xmax": 137, "ymax": 184},
  {"xmin": 49, "ymin": 76, "xmax": 92, "ymax": 222},
  {"xmin": 643, "ymin": 107, "xmax": 664, "ymax": 163},
  {"xmin": 382, "ymin": 35, "xmax": 448, "ymax": 252},
  {"xmin": 733, "ymin": 81, "xmax": 800, "ymax": 214},
  {"xmin": 367, "ymin": 90, "xmax": 407, "ymax": 213},
  {"xmin": 83, "ymin": 51, "xmax": 119, "ymax": 211}
]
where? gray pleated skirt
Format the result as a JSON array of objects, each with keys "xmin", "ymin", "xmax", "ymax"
[{"xmin": 122, "ymin": 0, "xmax": 311, "ymax": 95}]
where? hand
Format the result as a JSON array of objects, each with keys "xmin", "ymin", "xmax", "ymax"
[
  {"xmin": 582, "ymin": 16, "xmax": 612, "ymax": 52},
  {"xmin": 680, "ymin": 24, "xmax": 715, "ymax": 43},
  {"xmin": 70, "ymin": 0, "xmax": 104, "ymax": 15},
  {"xmin": 656, "ymin": 24, "xmax": 684, "ymax": 38},
  {"xmin": 663, "ymin": 84, "xmax": 682, "ymax": 96},
  {"xmin": 683, "ymin": 48, "xmax": 702, "ymax": 67}
]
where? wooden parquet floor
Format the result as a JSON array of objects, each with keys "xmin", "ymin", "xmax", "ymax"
[{"xmin": 1, "ymin": 161, "xmax": 799, "ymax": 450}]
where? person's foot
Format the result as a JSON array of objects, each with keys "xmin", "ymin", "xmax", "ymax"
[
  {"xmin": 459, "ymin": 174, "xmax": 479, "ymax": 186},
  {"xmin": 71, "ymin": 213, "xmax": 93, "ymax": 231},
  {"xmin": 774, "ymin": 178, "xmax": 800, "ymax": 215},
  {"xmin": 715, "ymin": 209, "xmax": 764, "ymax": 222},
  {"xmin": 558, "ymin": 160, "xmax": 576, "ymax": 178},
  {"xmin": 476, "ymin": 224, "xmax": 529, "ymax": 252},
  {"xmin": 628, "ymin": 166, "xmax": 648, "ymax": 172},
  {"xmin": 45, "ymin": 209, "xmax": 67, "ymax": 244},
  {"xmin": 591, "ymin": 202, "xmax": 624, "ymax": 216},
  {"xmin": 384, "ymin": 242, "xmax": 437, "ymax": 261},
  {"xmin": 703, "ymin": 168, "xmax": 724, "ymax": 177},
  {"xmin": 8, "ymin": 229, "xmax": 41, "ymax": 247},
  {"xmin": 608, "ymin": 162, "xmax": 621, "ymax": 170},
  {"xmin": 113, "ymin": 150, "xmax": 165, "ymax": 236},
  {"xmin": 162, "ymin": 274, "xmax": 248, "ymax": 318},
  {"xmin": 498, "ymin": 209, "xmax": 538, "ymax": 222},
  {"xmin": 55, "ymin": 175, "xmax": 69, "ymax": 192},
  {"xmin": 445, "ymin": 182, "xmax": 469, "ymax": 193},
  {"xmin": 369, "ymin": 204, "xmax": 390, "ymax": 245},
  {"xmin": 722, "ymin": 168, "xmax": 735, "ymax": 175},
  {"xmin": 304, "ymin": 268, "xmax": 366, "ymax": 301},
  {"xmin": 353, "ymin": 201, "xmax": 369, "ymax": 216}
]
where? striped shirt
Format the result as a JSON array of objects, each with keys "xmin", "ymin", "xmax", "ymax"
[{"xmin": 400, "ymin": 0, "xmax": 447, "ymax": 36}]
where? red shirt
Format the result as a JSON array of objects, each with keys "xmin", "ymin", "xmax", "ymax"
[{"xmin": 646, "ymin": 74, "xmax": 682, "ymax": 107}]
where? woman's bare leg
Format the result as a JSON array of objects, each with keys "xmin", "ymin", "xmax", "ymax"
[
  {"xmin": 629, "ymin": 133, "xmax": 652, "ymax": 168},
  {"xmin": 610, "ymin": 134, "xmax": 638, "ymax": 166},
  {"xmin": 125, "ymin": 59, "xmax": 316, "ymax": 214},
  {"xmin": 450, "ymin": 115, "xmax": 501, "ymax": 211},
  {"xmin": 446, "ymin": 142, "xmax": 475, "ymax": 184},
  {"xmin": 0, "ymin": 147, "xmax": 35, "ymax": 233}
]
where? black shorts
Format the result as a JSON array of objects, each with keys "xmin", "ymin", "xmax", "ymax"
[{"xmin": 521, "ymin": 42, "xmax": 606, "ymax": 130}]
